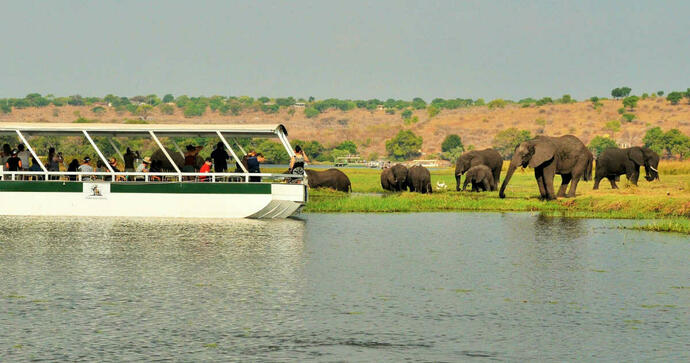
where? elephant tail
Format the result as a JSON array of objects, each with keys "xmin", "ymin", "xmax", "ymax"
[{"xmin": 584, "ymin": 155, "xmax": 593, "ymax": 181}]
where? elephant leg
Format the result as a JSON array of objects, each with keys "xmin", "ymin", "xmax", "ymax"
[
  {"xmin": 609, "ymin": 176, "xmax": 618, "ymax": 189},
  {"xmin": 462, "ymin": 178, "xmax": 470, "ymax": 191},
  {"xmin": 492, "ymin": 168, "xmax": 500, "ymax": 191},
  {"xmin": 534, "ymin": 168, "xmax": 547, "ymax": 199},
  {"xmin": 631, "ymin": 166, "xmax": 640, "ymax": 185},
  {"xmin": 593, "ymin": 175, "xmax": 601, "ymax": 190},
  {"xmin": 557, "ymin": 174, "xmax": 572, "ymax": 198},
  {"xmin": 456, "ymin": 174, "xmax": 462, "ymax": 191},
  {"xmin": 543, "ymin": 165, "xmax": 557, "ymax": 200},
  {"xmin": 481, "ymin": 179, "xmax": 491, "ymax": 192},
  {"xmin": 568, "ymin": 168, "xmax": 584, "ymax": 197}
]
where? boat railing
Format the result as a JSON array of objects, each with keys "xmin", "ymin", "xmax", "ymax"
[{"xmin": 0, "ymin": 171, "xmax": 304, "ymax": 183}]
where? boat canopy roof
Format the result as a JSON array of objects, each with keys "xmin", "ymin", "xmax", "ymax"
[{"xmin": 0, "ymin": 123, "xmax": 288, "ymax": 138}]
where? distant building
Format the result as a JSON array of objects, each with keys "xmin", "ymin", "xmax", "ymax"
[
  {"xmin": 376, "ymin": 104, "xmax": 384, "ymax": 111},
  {"xmin": 294, "ymin": 102, "xmax": 306, "ymax": 108}
]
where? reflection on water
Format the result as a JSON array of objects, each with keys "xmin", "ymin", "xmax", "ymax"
[{"xmin": 0, "ymin": 213, "xmax": 688, "ymax": 361}]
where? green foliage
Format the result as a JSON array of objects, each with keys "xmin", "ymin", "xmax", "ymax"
[
  {"xmin": 487, "ymin": 99, "xmax": 507, "ymax": 109},
  {"xmin": 492, "ymin": 128, "xmax": 532, "ymax": 159},
  {"xmin": 335, "ymin": 140, "xmax": 357, "ymax": 154},
  {"xmin": 411, "ymin": 97, "xmax": 426, "ymax": 110},
  {"xmin": 622, "ymin": 95, "xmax": 639, "ymax": 110},
  {"xmin": 183, "ymin": 102, "xmax": 206, "ymax": 117},
  {"xmin": 254, "ymin": 139, "xmax": 289, "ymax": 163},
  {"xmin": 474, "ymin": 98, "xmax": 485, "ymax": 106},
  {"xmin": 641, "ymin": 93, "xmax": 649, "ymax": 99},
  {"xmin": 431, "ymin": 98, "xmax": 474, "ymax": 109},
  {"xmin": 657, "ymin": 90, "xmax": 664, "ymax": 96},
  {"xmin": 304, "ymin": 107, "xmax": 319, "ymax": 118},
  {"xmin": 401, "ymin": 109, "xmax": 412, "ymax": 119},
  {"xmin": 427, "ymin": 105, "xmax": 440, "ymax": 118},
  {"xmin": 644, "ymin": 127, "xmax": 690, "ymax": 159},
  {"xmin": 643, "ymin": 127, "xmax": 666, "ymax": 155},
  {"xmin": 91, "ymin": 106, "xmax": 106, "ymax": 115},
  {"xmin": 441, "ymin": 134, "xmax": 463, "ymax": 152},
  {"xmin": 611, "ymin": 87, "xmax": 631, "ymax": 99},
  {"xmin": 590, "ymin": 96, "xmax": 599, "ymax": 103},
  {"xmin": 124, "ymin": 119, "xmax": 148, "ymax": 124},
  {"xmin": 442, "ymin": 147, "xmax": 465, "ymax": 162},
  {"xmin": 604, "ymin": 120, "xmax": 621, "ymax": 138},
  {"xmin": 162, "ymin": 94, "xmax": 174, "ymax": 103},
  {"xmin": 275, "ymin": 97, "xmax": 295, "ymax": 107},
  {"xmin": 404, "ymin": 116, "xmax": 419, "ymax": 125},
  {"xmin": 135, "ymin": 104, "xmax": 153, "ymax": 119},
  {"xmin": 314, "ymin": 98, "xmax": 356, "ymax": 112},
  {"xmin": 258, "ymin": 96, "xmax": 270, "ymax": 104},
  {"xmin": 667, "ymin": 91, "xmax": 683, "ymax": 105},
  {"xmin": 260, "ymin": 104, "xmax": 279, "ymax": 114},
  {"xmin": 175, "ymin": 95, "xmax": 190, "ymax": 108},
  {"xmin": 385, "ymin": 130, "xmax": 423, "ymax": 161},
  {"xmin": 617, "ymin": 107, "xmax": 626, "ymax": 114},
  {"xmin": 621, "ymin": 113, "xmax": 636, "ymax": 123},
  {"xmin": 385, "ymin": 108, "xmax": 395, "ymax": 115},
  {"xmin": 208, "ymin": 96, "xmax": 225, "ymax": 111},
  {"xmin": 67, "ymin": 95, "xmax": 84, "ymax": 106},
  {"xmin": 535, "ymin": 97, "xmax": 553, "ymax": 106},
  {"xmin": 685, "ymin": 88, "xmax": 690, "ymax": 103},
  {"xmin": 0, "ymin": 99, "xmax": 11, "ymax": 114},
  {"xmin": 73, "ymin": 117, "xmax": 98, "ymax": 123},
  {"xmin": 125, "ymin": 104, "xmax": 138, "ymax": 114},
  {"xmin": 159, "ymin": 103, "xmax": 175, "ymax": 115},
  {"xmin": 558, "ymin": 94, "xmax": 574, "ymax": 103},
  {"xmin": 588, "ymin": 136, "xmax": 618, "ymax": 157},
  {"xmin": 25, "ymin": 93, "xmax": 50, "ymax": 107}
]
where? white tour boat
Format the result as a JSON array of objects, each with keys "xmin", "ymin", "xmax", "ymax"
[{"xmin": 0, "ymin": 123, "xmax": 306, "ymax": 219}]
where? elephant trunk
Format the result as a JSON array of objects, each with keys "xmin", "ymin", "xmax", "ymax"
[
  {"xmin": 455, "ymin": 173, "xmax": 462, "ymax": 191},
  {"xmin": 499, "ymin": 160, "xmax": 518, "ymax": 199}
]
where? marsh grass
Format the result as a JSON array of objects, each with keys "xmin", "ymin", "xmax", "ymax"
[{"xmin": 271, "ymin": 161, "xmax": 690, "ymax": 233}]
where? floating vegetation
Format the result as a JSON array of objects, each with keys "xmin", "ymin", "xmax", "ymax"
[{"xmin": 204, "ymin": 343, "xmax": 218, "ymax": 348}]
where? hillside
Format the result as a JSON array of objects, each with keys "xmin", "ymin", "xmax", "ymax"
[{"xmin": 2, "ymin": 98, "xmax": 689, "ymax": 158}]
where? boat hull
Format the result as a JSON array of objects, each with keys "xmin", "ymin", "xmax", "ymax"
[{"xmin": 0, "ymin": 181, "xmax": 306, "ymax": 219}]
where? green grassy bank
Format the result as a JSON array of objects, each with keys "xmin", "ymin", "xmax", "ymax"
[{"xmin": 269, "ymin": 163, "xmax": 690, "ymax": 234}]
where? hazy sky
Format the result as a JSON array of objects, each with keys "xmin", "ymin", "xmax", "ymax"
[{"xmin": 1, "ymin": 0, "xmax": 688, "ymax": 100}]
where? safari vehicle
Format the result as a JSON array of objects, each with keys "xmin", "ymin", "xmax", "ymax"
[{"xmin": 0, "ymin": 123, "xmax": 306, "ymax": 219}]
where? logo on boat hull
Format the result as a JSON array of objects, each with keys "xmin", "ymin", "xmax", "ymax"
[{"xmin": 83, "ymin": 183, "xmax": 110, "ymax": 199}]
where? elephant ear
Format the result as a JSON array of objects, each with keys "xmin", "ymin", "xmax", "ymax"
[
  {"xmin": 628, "ymin": 148, "xmax": 644, "ymax": 166},
  {"xmin": 528, "ymin": 141, "xmax": 556, "ymax": 168}
]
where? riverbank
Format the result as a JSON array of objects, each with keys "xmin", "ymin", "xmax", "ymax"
[{"xmin": 286, "ymin": 162, "xmax": 690, "ymax": 233}]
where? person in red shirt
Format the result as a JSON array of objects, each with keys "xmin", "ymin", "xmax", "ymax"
[{"xmin": 199, "ymin": 157, "xmax": 212, "ymax": 182}]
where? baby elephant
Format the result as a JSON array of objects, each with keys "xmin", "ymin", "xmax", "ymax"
[{"xmin": 463, "ymin": 165, "xmax": 495, "ymax": 192}]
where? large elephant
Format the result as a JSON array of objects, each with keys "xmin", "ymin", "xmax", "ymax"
[
  {"xmin": 407, "ymin": 165, "xmax": 432, "ymax": 193},
  {"xmin": 380, "ymin": 164, "xmax": 408, "ymax": 191},
  {"xmin": 305, "ymin": 169, "xmax": 351, "ymax": 192},
  {"xmin": 499, "ymin": 135, "xmax": 591, "ymax": 200},
  {"xmin": 462, "ymin": 165, "xmax": 494, "ymax": 192},
  {"xmin": 151, "ymin": 147, "xmax": 204, "ymax": 172},
  {"xmin": 593, "ymin": 146, "xmax": 659, "ymax": 189},
  {"xmin": 455, "ymin": 149, "xmax": 502, "ymax": 191}
]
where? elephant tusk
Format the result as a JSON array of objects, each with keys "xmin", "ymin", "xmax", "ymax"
[{"xmin": 650, "ymin": 166, "xmax": 658, "ymax": 172}]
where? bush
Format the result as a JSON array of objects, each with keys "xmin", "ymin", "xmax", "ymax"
[
  {"xmin": 261, "ymin": 104, "xmax": 279, "ymax": 114},
  {"xmin": 91, "ymin": 106, "xmax": 106, "ymax": 115},
  {"xmin": 622, "ymin": 95, "xmax": 639, "ymax": 110},
  {"xmin": 335, "ymin": 140, "xmax": 357, "ymax": 154},
  {"xmin": 385, "ymin": 130, "xmax": 423, "ymax": 161},
  {"xmin": 617, "ymin": 107, "xmax": 626, "ymax": 114},
  {"xmin": 159, "ymin": 103, "xmax": 175, "ymax": 115},
  {"xmin": 67, "ymin": 95, "xmax": 84, "ymax": 106},
  {"xmin": 304, "ymin": 107, "xmax": 319, "ymax": 118},
  {"xmin": 162, "ymin": 94, "xmax": 174, "ymax": 103},
  {"xmin": 441, "ymin": 134, "xmax": 463, "ymax": 152},
  {"xmin": 588, "ymin": 136, "xmax": 618, "ymax": 157},
  {"xmin": 667, "ymin": 92, "xmax": 683, "ymax": 105},
  {"xmin": 385, "ymin": 108, "xmax": 395, "ymax": 115},
  {"xmin": 411, "ymin": 97, "xmax": 426, "ymax": 110},
  {"xmin": 492, "ymin": 128, "xmax": 532, "ymax": 159},
  {"xmin": 183, "ymin": 102, "xmax": 206, "ymax": 117},
  {"xmin": 559, "ymin": 94, "xmax": 574, "ymax": 103},
  {"xmin": 535, "ymin": 97, "xmax": 553, "ymax": 106},
  {"xmin": 401, "ymin": 109, "xmax": 412, "ymax": 119},
  {"xmin": 487, "ymin": 99, "xmax": 507, "ymax": 109},
  {"xmin": 622, "ymin": 113, "xmax": 636, "ymax": 123},
  {"xmin": 427, "ymin": 105, "xmax": 440, "ymax": 118},
  {"xmin": 0, "ymin": 100, "xmax": 11, "ymax": 114}
]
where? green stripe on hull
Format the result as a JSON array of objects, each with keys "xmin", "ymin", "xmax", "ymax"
[
  {"xmin": 0, "ymin": 181, "xmax": 82, "ymax": 192},
  {"xmin": 111, "ymin": 182, "xmax": 271, "ymax": 194},
  {"xmin": 0, "ymin": 181, "xmax": 272, "ymax": 194}
]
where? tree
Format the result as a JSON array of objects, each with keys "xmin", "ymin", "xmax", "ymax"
[
  {"xmin": 620, "ymin": 87, "xmax": 631, "ymax": 97},
  {"xmin": 335, "ymin": 140, "xmax": 357, "ymax": 154},
  {"xmin": 492, "ymin": 128, "xmax": 532, "ymax": 159},
  {"xmin": 441, "ymin": 134, "xmax": 463, "ymax": 152},
  {"xmin": 304, "ymin": 107, "xmax": 319, "ymax": 118},
  {"xmin": 487, "ymin": 99, "xmax": 507, "ymax": 109},
  {"xmin": 162, "ymin": 94, "xmax": 174, "ymax": 103},
  {"xmin": 643, "ymin": 127, "xmax": 665, "ymax": 155},
  {"xmin": 67, "ymin": 95, "xmax": 84, "ymax": 106},
  {"xmin": 559, "ymin": 94, "xmax": 574, "ymax": 103},
  {"xmin": 385, "ymin": 130, "xmax": 423, "ymax": 161},
  {"xmin": 411, "ymin": 97, "xmax": 426, "ymax": 110},
  {"xmin": 667, "ymin": 91, "xmax": 683, "ymax": 105},
  {"xmin": 604, "ymin": 120, "xmax": 621, "ymax": 138},
  {"xmin": 657, "ymin": 90, "xmax": 664, "ymax": 96},
  {"xmin": 611, "ymin": 88, "xmax": 622, "ymax": 98},
  {"xmin": 159, "ymin": 103, "xmax": 175, "ymax": 115},
  {"xmin": 663, "ymin": 129, "xmax": 690, "ymax": 159},
  {"xmin": 621, "ymin": 113, "xmax": 636, "ymax": 123},
  {"xmin": 685, "ymin": 88, "xmax": 690, "ymax": 104},
  {"xmin": 622, "ymin": 95, "xmax": 639, "ymax": 110},
  {"xmin": 588, "ymin": 136, "xmax": 618, "ymax": 157},
  {"xmin": 427, "ymin": 105, "xmax": 440, "ymax": 118},
  {"xmin": 535, "ymin": 97, "xmax": 553, "ymax": 106},
  {"xmin": 401, "ymin": 109, "xmax": 412, "ymax": 119},
  {"xmin": 135, "ymin": 104, "xmax": 153, "ymax": 120},
  {"xmin": 258, "ymin": 96, "xmax": 270, "ymax": 104},
  {"xmin": 0, "ymin": 99, "xmax": 11, "ymax": 114}
]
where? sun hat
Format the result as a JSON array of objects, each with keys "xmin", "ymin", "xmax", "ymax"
[
  {"xmin": 84, "ymin": 156, "xmax": 91, "ymax": 162},
  {"xmin": 143, "ymin": 157, "xmax": 152, "ymax": 164}
]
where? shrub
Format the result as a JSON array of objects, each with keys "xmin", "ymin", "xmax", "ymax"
[
  {"xmin": 622, "ymin": 113, "xmax": 636, "ymax": 123},
  {"xmin": 535, "ymin": 97, "xmax": 553, "ymax": 106},
  {"xmin": 622, "ymin": 95, "xmax": 639, "ymax": 110},
  {"xmin": 401, "ymin": 109, "xmax": 412, "ymax": 119},
  {"xmin": 159, "ymin": 103, "xmax": 175, "ymax": 115},
  {"xmin": 304, "ymin": 107, "xmax": 319, "ymax": 118},
  {"xmin": 667, "ymin": 91, "xmax": 683, "ymax": 105},
  {"xmin": 385, "ymin": 108, "xmax": 395, "ymax": 115},
  {"xmin": 617, "ymin": 107, "xmax": 626, "ymax": 114},
  {"xmin": 124, "ymin": 119, "xmax": 149, "ymax": 124},
  {"xmin": 335, "ymin": 140, "xmax": 357, "ymax": 154},
  {"xmin": 558, "ymin": 94, "xmax": 574, "ymax": 103},
  {"xmin": 261, "ymin": 104, "xmax": 279, "ymax": 114},
  {"xmin": 492, "ymin": 128, "xmax": 532, "ymax": 159},
  {"xmin": 162, "ymin": 94, "xmax": 174, "ymax": 103},
  {"xmin": 411, "ymin": 97, "xmax": 426, "ymax": 110},
  {"xmin": 183, "ymin": 102, "xmax": 206, "ymax": 117},
  {"xmin": 427, "ymin": 105, "xmax": 440, "ymax": 118},
  {"xmin": 487, "ymin": 99, "xmax": 507, "ymax": 109},
  {"xmin": 474, "ymin": 98, "xmax": 485, "ymax": 106},
  {"xmin": 67, "ymin": 95, "xmax": 85, "ymax": 106},
  {"xmin": 0, "ymin": 100, "xmax": 11, "ymax": 114},
  {"xmin": 441, "ymin": 134, "xmax": 463, "ymax": 152},
  {"xmin": 91, "ymin": 106, "xmax": 106, "ymax": 115}
]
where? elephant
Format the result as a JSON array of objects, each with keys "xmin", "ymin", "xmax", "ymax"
[
  {"xmin": 455, "ymin": 149, "xmax": 502, "ymax": 191},
  {"xmin": 499, "ymin": 135, "xmax": 591, "ymax": 200},
  {"xmin": 593, "ymin": 146, "xmax": 659, "ymax": 189},
  {"xmin": 151, "ymin": 147, "xmax": 204, "ymax": 172},
  {"xmin": 380, "ymin": 164, "xmax": 408, "ymax": 191},
  {"xmin": 462, "ymin": 165, "xmax": 494, "ymax": 192},
  {"xmin": 406, "ymin": 165, "xmax": 432, "ymax": 193},
  {"xmin": 305, "ymin": 169, "xmax": 351, "ymax": 192}
]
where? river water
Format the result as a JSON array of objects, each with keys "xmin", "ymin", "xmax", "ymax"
[{"xmin": 0, "ymin": 213, "xmax": 687, "ymax": 361}]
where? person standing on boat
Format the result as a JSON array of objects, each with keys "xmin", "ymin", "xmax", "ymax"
[
  {"xmin": 47, "ymin": 148, "xmax": 63, "ymax": 180},
  {"xmin": 211, "ymin": 142, "xmax": 230, "ymax": 173},
  {"xmin": 77, "ymin": 157, "xmax": 94, "ymax": 181},
  {"xmin": 1, "ymin": 144, "xmax": 11, "ymax": 164},
  {"xmin": 247, "ymin": 152, "xmax": 265, "ymax": 182},
  {"xmin": 16, "ymin": 144, "xmax": 30, "ymax": 172},
  {"xmin": 288, "ymin": 145, "xmax": 309, "ymax": 183},
  {"xmin": 4, "ymin": 150, "xmax": 22, "ymax": 174},
  {"xmin": 124, "ymin": 148, "xmax": 138, "ymax": 172}
]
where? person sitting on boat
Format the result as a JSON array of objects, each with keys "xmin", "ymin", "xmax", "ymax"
[
  {"xmin": 95, "ymin": 160, "xmax": 106, "ymax": 180},
  {"xmin": 288, "ymin": 145, "xmax": 309, "ymax": 183},
  {"xmin": 105, "ymin": 157, "xmax": 125, "ymax": 182},
  {"xmin": 148, "ymin": 159, "xmax": 162, "ymax": 182},
  {"xmin": 67, "ymin": 159, "xmax": 79, "ymax": 181},
  {"xmin": 28, "ymin": 156, "xmax": 43, "ymax": 180},
  {"xmin": 4, "ymin": 150, "xmax": 22, "ymax": 177},
  {"xmin": 199, "ymin": 157, "xmax": 213, "ymax": 182},
  {"xmin": 78, "ymin": 157, "xmax": 94, "ymax": 181},
  {"xmin": 135, "ymin": 157, "xmax": 151, "ymax": 181}
]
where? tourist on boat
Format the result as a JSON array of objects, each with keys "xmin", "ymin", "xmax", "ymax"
[
  {"xmin": 288, "ymin": 145, "xmax": 309, "ymax": 183},
  {"xmin": 105, "ymin": 157, "xmax": 124, "ymax": 181},
  {"xmin": 211, "ymin": 142, "xmax": 230, "ymax": 173},
  {"xmin": 135, "ymin": 157, "xmax": 151, "ymax": 181},
  {"xmin": 17, "ymin": 144, "xmax": 30, "ymax": 172},
  {"xmin": 247, "ymin": 152, "xmax": 264, "ymax": 182},
  {"xmin": 183, "ymin": 145, "xmax": 200, "ymax": 172},
  {"xmin": 4, "ymin": 150, "xmax": 22, "ymax": 173},
  {"xmin": 67, "ymin": 159, "xmax": 79, "ymax": 181},
  {"xmin": 148, "ymin": 159, "xmax": 162, "ymax": 181},
  {"xmin": 29, "ymin": 156, "xmax": 44, "ymax": 180},
  {"xmin": 47, "ymin": 148, "xmax": 63, "ymax": 180},
  {"xmin": 96, "ymin": 160, "xmax": 106, "ymax": 179},
  {"xmin": 1, "ymin": 144, "xmax": 11, "ymax": 164},
  {"xmin": 77, "ymin": 157, "xmax": 94, "ymax": 181},
  {"xmin": 199, "ymin": 157, "xmax": 212, "ymax": 182},
  {"xmin": 123, "ymin": 148, "xmax": 138, "ymax": 172}
]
